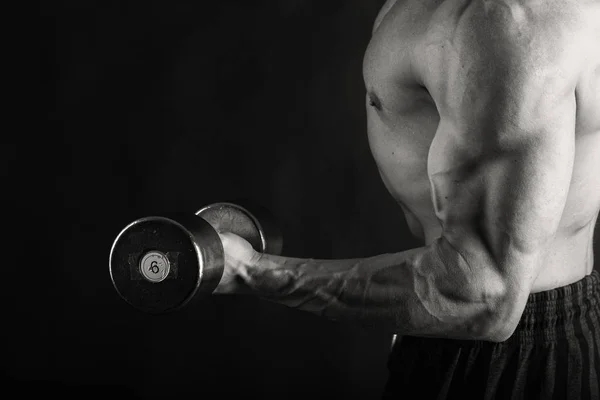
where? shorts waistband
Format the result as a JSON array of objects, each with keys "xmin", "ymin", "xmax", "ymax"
[{"xmin": 516, "ymin": 270, "xmax": 600, "ymax": 341}]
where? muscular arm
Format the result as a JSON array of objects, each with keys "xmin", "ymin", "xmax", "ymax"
[{"xmin": 223, "ymin": 3, "xmax": 581, "ymax": 342}]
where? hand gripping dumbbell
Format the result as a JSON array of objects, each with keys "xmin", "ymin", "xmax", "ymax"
[{"xmin": 109, "ymin": 202, "xmax": 283, "ymax": 314}]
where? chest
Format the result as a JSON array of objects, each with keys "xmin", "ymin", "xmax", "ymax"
[{"xmin": 362, "ymin": 0, "xmax": 441, "ymax": 200}]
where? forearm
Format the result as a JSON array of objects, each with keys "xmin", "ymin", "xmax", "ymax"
[{"xmin": 234, "ymin": 237, "xmax": 508, "ymax": 341}]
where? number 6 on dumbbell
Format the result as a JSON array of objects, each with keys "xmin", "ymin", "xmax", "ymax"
[{"xmin": 109, "ymin": 202, "xmax": 283, "ymax": 314}]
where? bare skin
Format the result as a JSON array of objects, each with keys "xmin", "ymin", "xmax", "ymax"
[{"xmin": 215, "ymin": 0, "xmax": 600, "ymax": 343}]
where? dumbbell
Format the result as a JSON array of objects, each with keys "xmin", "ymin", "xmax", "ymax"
[{"xmin": 109, "ymin": 202, "xmax": 283, "ymax": 314}]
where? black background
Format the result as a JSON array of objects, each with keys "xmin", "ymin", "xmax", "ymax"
[{"xmin": 21, "ymin": 0, "xmax": 600, "ymax": 398}]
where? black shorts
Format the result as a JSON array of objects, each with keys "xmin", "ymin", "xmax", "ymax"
[{"xmin": 382, "ymin": 270, "xmax": 600, "ymax": 400}]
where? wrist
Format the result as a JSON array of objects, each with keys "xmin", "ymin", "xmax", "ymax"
[{"xmin": 236, "ymin": 252, "xmax": 286, "ymax": 297}]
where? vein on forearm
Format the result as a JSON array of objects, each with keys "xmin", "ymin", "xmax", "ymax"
[{"xmin": 241, "ymin": 240, "xmax": 501, "ymax": 339}]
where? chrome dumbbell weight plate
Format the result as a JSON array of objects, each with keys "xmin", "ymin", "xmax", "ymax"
[
  {"xmin": 109, "ymin": 214, "xmax": 224, "ymax": 314},
  {"xmin": 196, "ymin": 202, "xmax": 282, "ymax": 255},
  {"xmin": 109, "ymin": 202, "xmax": 282, "ymax": 314}
]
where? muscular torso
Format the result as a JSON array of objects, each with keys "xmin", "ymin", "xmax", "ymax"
[{"xmin": 364, "ymin": 0, "xmax": 600, "ymax": 293}]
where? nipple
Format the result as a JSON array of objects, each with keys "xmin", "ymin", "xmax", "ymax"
[{"xmin": 368, "ymin": 93, "xmax": 382, "ymax": 110}]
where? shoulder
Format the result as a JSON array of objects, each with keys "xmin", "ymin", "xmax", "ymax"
[
  {"xmin": 421, "ymin": 0, "xmax": 587, "ymax": 64},
  {"xmin": 372, "ymin": 0, "xmax": 399, "ymax": 35},
  {"xmin": 455, "ymin": 0, "xmax": 586, "ymax": 65},
  {"xmin": 418, "ymin": 0, "xmax": 587, "ymax": 97}
]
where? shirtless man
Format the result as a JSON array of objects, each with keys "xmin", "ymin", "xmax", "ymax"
[{"xmin": 216, "ymin": 0, "xmax": 600, "ymax": 398}]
